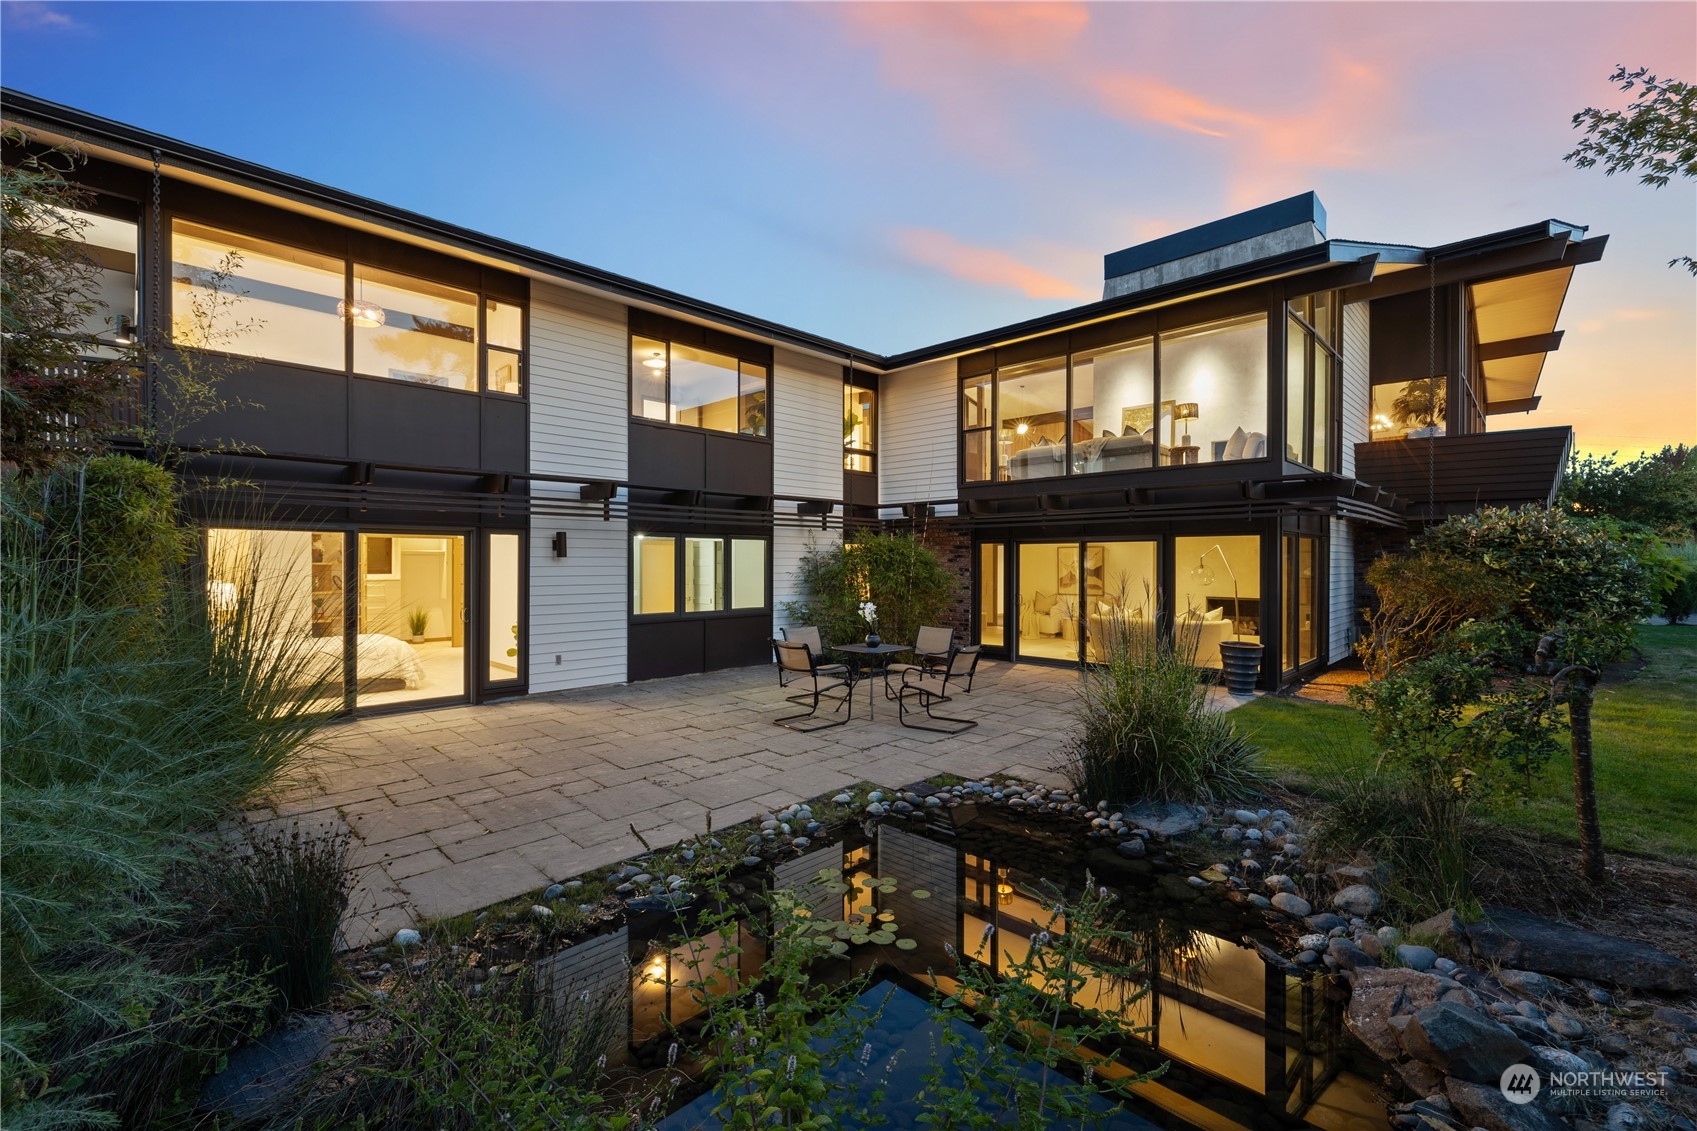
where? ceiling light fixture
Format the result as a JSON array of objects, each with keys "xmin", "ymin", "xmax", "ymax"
[
  {"xmin": 338, "ymin": 297, "xmax": 386, "ymax": 328},
  {"xmin": 642, "ymin": 352, "xmax": 666, "ymax": 370}
]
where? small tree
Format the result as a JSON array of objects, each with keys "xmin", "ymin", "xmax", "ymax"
[
  {"xmin": 1, "ymin": 128, "xmax": 137, "ymax": 470},
  {"xmin": 1560, "ymin": 446, "xmax": 1697, "ymax": 540},
  {"xmin": 1564, "ymin": 65, "xmax": 1697, "ymax": 274},
  {"xmin": 786, "ymin": 532, "xmax": 957, "ymax": 648}
]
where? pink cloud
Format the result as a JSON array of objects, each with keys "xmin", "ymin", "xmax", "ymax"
[{"xmin": 892, "ymin": 227, "xmax": 1094, "ymax": 301}]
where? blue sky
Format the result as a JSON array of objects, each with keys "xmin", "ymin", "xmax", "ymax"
[{"xmin": 3, "ymin": 1, "xmax": 1692, "ymax": 454}]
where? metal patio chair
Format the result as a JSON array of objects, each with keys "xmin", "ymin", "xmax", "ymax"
[
  {"xmin": 771, "ymin": 639, "xmax": 854, "ymax": 731},
  {"xmin": 895, "ymin": 644, "xmax": 983, "ymax": 734},
  {"xmin": 777, "ymin": 625, "xmax": 849, "ymax": 691}
]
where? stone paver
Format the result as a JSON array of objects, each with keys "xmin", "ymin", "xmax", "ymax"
[{"xmin": 257, "ymin": 660, "xmax": 1251, "ymax": 946}]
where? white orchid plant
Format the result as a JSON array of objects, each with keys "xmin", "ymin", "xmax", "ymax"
[{"xmin": 858, "ymin": 601, "xmax": 878, "ymax": 630}]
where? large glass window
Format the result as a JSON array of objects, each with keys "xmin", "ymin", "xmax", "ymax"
[
  {"xmin": 172, "ymin": 220, "xmax": 522, "ymax": 393},
  {"xmin": 358, "ymin": 533, "xmax": 465, "ymax": 708},
  {"xmin": 487, "ymin": 533, "xmax": 521, "ymax": 683},
  {"xmin": 962, "ymin": 373, "xmax": 994, "ymax": 483},
  {"xmin": 633, "ymin": 535, "xmax": 677, "ymax": 615},
  {"xmin": 1082, "ymin": 541, "xmax": 1158, "ymax": 663},
  {"xmin": 730, "ymin": 539, "xmax": 766, "ymax": 610},
  {"xmin": 844, "ymin": 385, "xmax": 876, "ymax": 472},
  {"xmin": 632, "ymin": 534, "xmax": 768, "ymax": 616},
  {"xmin": 1071, "ymin": 337, "xmax": 1156, "ymax": 474},
  {"xmin": 1370, "ymin": 377, "xmax": 1446, "ymax": 441},
  {"xmin": 1174, "ymin": 535, "xmax": 1262, "ymax": 669},
  {"xmin": 485, "ymin": 299, "xmax": 524, "ymax": 396},
  {"xmin": 172, "ymin": 221, "xmax": 344, "ymax": 369},
  {"xmin": 978, "ymin": 542, "xmax": 1004, "ymax": 647},
  {"xmin": 69, "ymin": 209, "xmax": 137, "ymax": 346},
  {"xmin": 353, "ymin": 266, "xmax": 478, "ymax": 390},
  {"xmin": 998, "ymin": 357, "xmax": 1067, "ymax": 481},
  {"xmin": 1160, "ymin": 314, "xmax": 1268, "ymax": 465},
  {"xmin": 1285, "ymin": 295, "xmax": 1339, "ymax": 469},
  {"xmin": 630, "ymin": 337, "xmax": 768, "ymax": 437},
  {"xmin": 684, "ymin": 536, "xmax": 726, "ymax": 612}
]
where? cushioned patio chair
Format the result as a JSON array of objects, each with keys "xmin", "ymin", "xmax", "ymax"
[
  {"xmin": 778, "ymin": 625, "xmax": 848, "ymax": 691},
  {"xmin": 883, "ymin": 624, "xmax": 955, "ymax": 701},
  {"xmin": 895, "ymin": 645, "xmax": 983, "ymax": 734},
  {"xmin": 771, "ymin": 639, "xmax": 853, "ymax": 731}
]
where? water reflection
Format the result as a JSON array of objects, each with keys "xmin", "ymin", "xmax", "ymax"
[{"xmin": 550, "ymin": 809, "xmax": 1385, "ymax": 1131}]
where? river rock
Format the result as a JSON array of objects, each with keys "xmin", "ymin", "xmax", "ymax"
[
  {"xmin": 1270, "ymin": 892, "xmax": 1312, "ymax": 917},
  {"xmin": 1497, "ymin": 968, "xmax": 1562, "ymax": 1001},
  {"xmin": 1329, "ymin": 938, "xmax": 1377, "ymax": 971},
  {"xmin": 1397, "ymin": 944, "xmax": 1439, "ymax": 972},
  {"xmin": 1332, "ymin": 884, "xmax": 1382, "ymax": 917},
  {"xmin": 393, "ymin": 928, "xmax": 421, "ymax": 948},
  {"xmin": 1264, "ymin": 874, "xmax": 1298, "ymax": 895},
  {"xmin": 1305, "ymin": 912, "xmax": 1348, "ymax": 933},
  {"xmin": 1401, "ymin": 1001, "xmax": 1532, "ymax": 1085},
  {"xmin": 1115, "ymin": 838, "xmax": 1147, "ymax": 858},
  {"xmin": 1121, "ymin": 800, "xmax": 1206, "ymax": 837},
  {"xmin": 1467, "ymin": 907, "xmax": 1693, "ymax": 992}
]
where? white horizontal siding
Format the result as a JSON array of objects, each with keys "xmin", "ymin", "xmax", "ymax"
[
  {"xmin": 880, "ymin": 359, "xmax": 956, "ymax": 505},
  {"xmin": 772, "ymin": 524, "xmax": 838, "ymax": 635},
  {"xmin": 1328, "ymin": 517, "xmax": 1358, "ymax": 664},
  {"xmin": 529, "ymin": 505, "xmax": 628, "ymax": 692},
  {"xmin": 530, "ymin": 282, "xmax": 628, "ymax": 481},
  {"xmin": 773, "ymin": 348, "xmax": 844, "ymax": 501},
  {"xmin": 1340, "ymin": 301, "xmax": 1370, "ymax": 479}
]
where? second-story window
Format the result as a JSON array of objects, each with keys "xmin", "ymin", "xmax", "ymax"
[
  {"xmin": 844, "ymin": 383, "xmax": 875, "ymax": 472},
  {"xmin": 169, "ymin": 220, "xmax": 524, "ymax": 395},
  {"xmin": 630, "ymin": 335, "xmax": 768, "ymax": 437},
  {"xmin": 1285, "ymin": 292, "xmax": 1339, "ymax": 470}
]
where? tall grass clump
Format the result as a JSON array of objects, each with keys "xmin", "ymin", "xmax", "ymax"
[
  {"xmin": 1062, "ymin": 614, "xmax": 1267, "ymax": 805},
  {"xmin": 1, "ymin": 456, "xmax": 334, "ymax": 1127}
]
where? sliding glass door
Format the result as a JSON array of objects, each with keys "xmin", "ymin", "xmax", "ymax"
[{"xmin": 1006, "ymin": 539, "xmax": 1157, "ymax": 664}]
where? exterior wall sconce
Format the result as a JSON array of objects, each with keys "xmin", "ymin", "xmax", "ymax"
[
  {"xmin": 113, "ymin": 315, "xmax": 137, "ymax": 345},
  {"xmin": 552, "ymin": 532, "xmax": 569, "ymax": 558}
]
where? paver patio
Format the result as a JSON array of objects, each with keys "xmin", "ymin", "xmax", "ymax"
[{"xmin": 257, "ymin": 660, "xmax": 1247, "ymax": 946}]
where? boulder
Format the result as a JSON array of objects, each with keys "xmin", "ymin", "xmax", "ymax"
[
  {"xmin": 1467, "ymin": 907, "xmax": 1694, "ymax": 992},
  {"xmin": 1401, "ymin": 1001, "xmax": 1532, "ymax": 1084},
  {"xmin": 1445, "ymin": 1077, "xmax": 1571, "ymax": 1131},
  {"xmin": 1414, "ymin": 909, "xmax": 1471, "ymax": 954},
  {"xmin": 1393, "ymin": 1058, "xmax": 1445, "ymax": 1099},
  {"xmin": 1332, "ymin": 884, "xmax": 1383, "ymax": 917},
  {"xmin": 1345, "ymin": 968, "xmax": 1478, "ymax": 1061}
]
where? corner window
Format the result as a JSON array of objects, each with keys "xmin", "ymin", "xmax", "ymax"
[
  {"xmin": 1285, "ymin": 294, "xmax": 1339, "ymax": 469},
  {"xmin": 844, "ymin": 384, "xmax": 875, "ymax": 472},
  {"xmin": 631, "ymin": 534, "xmax": 768, "ymax": 616},
  {"xmin": 485, "ymin": 300, "xmax": 523, "ymax": 396},
  {"xmin": 630, "ymin": 336, "xmax": 768, "ymax": 437}
]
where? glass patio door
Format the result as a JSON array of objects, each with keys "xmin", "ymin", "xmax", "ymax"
[
  {"xmin": 357, "ymin": 533, "xmax": 466, "ymax": 708},
  {"xmin": 1281, "ymin": 534, "xmax": 1319, "ymax": 674}
]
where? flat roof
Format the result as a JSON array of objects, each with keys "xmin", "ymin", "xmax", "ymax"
[{"xmin": 1103, "ymin": 191, "xmax": 1327, "ymax": 279}]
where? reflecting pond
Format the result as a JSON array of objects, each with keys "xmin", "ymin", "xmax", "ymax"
[{"xmin": 541, "ymin": 803, "xmax": 1388, "ymax": 1131}]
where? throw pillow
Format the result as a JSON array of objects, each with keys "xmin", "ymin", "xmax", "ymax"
[
  {"xmin": 1033, "ymin": 591, "xmax": 1057, "ymax": 615},
  {"xmin": 1203, "ymin": 607, "xmax": 1225, "ymax": 623},
  {"xmin": 1223, "ymin": 427, "xmax": 1249, "ymax": 461}
]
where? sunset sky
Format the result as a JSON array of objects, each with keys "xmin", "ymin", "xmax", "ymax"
[{"xmin": 3, "ymin": 1, "xmax": 1692, "ymax": 456}]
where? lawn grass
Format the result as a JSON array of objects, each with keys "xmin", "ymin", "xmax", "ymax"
[{"xmin": 1234, "ymin": 625, "xmax": 1697, "ymax": 864}]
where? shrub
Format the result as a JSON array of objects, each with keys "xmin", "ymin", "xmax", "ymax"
[
  {"xmin": 1061, "ymin": 615, "xmax": 1267, "ymax": 805},
  {"xmin": 201, "ymin": 821, "xmax": 354, "ymax": 1018},
  {"xmin": 1356, "ymin": 553, "xmax": 1514, "ymax": 677},
  {"xmin": 786, "ymin": 532, "xmax": 957, "ymax": 647},
  {"xmin": 0, "ymin": 464, "xmax": 331, "ymax": 1126},
  {"xmin": 1661, "ymin": 542, "xmax": 1697, "ymax": 622},
  {"xmin": 1412, "ymin": 505, "xmax": 1655, "ymax": 660}
]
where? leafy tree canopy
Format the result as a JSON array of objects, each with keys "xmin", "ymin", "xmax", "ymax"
[
  {"xmin": 1559, "ymin": 445, "xmax": 1697, "ymax": 540},
  {"xmin": 1564, "ymin": 65, "xmax": 1697, "ymax": 273}
]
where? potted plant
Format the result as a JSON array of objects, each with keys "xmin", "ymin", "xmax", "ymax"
[
  {"xmin": 1191, "ymin": 544, "xmax": 1262, "ymax": 695},
  {"xmin": 407, "ymin": 607, "xmax": 429, "ymax": 644},
  {"xmin": 859, "ymin": 600, "xmax": 881, "ymax": 648}
]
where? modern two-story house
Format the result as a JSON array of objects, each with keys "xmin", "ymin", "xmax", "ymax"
[{"xmin": 3, "ymin": 90, "xmax": 1595, "ymax": 710}]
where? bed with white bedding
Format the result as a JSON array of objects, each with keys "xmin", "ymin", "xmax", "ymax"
[{"xmin": 275, "ymin": 633, "xmax": 425, "ymax": 689}]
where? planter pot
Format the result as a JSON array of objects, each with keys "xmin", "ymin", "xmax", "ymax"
[
  {"xmin": 1218, "ymin": 640, "xmax": 1263, "ymax": 696},
  {"xmin": 865, "ymin": 634, "xmax": 882, "ymax": 648},
  {"xmin": 411, "ymin": 634, "xmax": 426, "ymax": 644}
]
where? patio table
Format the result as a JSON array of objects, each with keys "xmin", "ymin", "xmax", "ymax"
[{"xmin": 833, "ymin": 642, "xmax": 910, "ymax": 720}]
